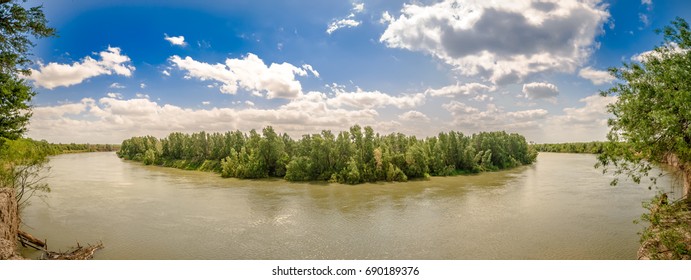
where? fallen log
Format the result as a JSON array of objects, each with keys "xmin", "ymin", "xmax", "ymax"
[{"xmin": 18, "ymin": 230, "xmax": 46, "ymax": 249}]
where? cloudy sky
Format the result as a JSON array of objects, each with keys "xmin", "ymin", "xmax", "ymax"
[{"xmin": 22, "ymin": 0, "xmax": 688, "ymax": 144}]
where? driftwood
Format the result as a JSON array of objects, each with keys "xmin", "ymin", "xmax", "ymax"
[
  {"xmin": 43, "ymin": 242, "xmax": 104, "ymax": 260},
  {"xmin": 18, "ymin": 229, "xmax": 46, "ymax": 250},
  {"xmin": 18, "ymin": 230, "xmax": 103, "ymax": 260}
]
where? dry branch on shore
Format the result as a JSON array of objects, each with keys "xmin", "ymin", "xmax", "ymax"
[
  {"xmin": 17, "ymin": 229, "xmax": 103, "ymax": 260},
  {"xmin": 42, "ymin": 242, "xmax": 104, "ymax": 260}
]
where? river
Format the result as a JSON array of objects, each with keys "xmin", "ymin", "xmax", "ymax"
[{"xmin": 19, "ymin": 152, "xmax": 682, "ymax": 259}]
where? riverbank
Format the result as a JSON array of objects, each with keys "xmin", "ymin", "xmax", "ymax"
[
  {"xmin": 637, "ymin": 196, "xmax": 691, "ymax": 260},
  {"xmin": 0, "ymin": 188, "xmax": 23, "ymax": 260}
]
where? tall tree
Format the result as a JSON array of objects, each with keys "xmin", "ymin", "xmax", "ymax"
[
  {"xmin": 598, "ymin": 17, "xmax": 691, "ymax": 198},
  {"xmin": 0, "ymin": 0, "xmax": 55, "ymax": 141}
]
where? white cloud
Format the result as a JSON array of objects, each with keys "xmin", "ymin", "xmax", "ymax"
[
  {"xmin": 109, "ymin": 82, "xmax": 125, "ymax": 89},
  {"xmin": 170, "ymin": 53, "xmax": 313, "ymax": 99},
  {"xmin": 399, "ymin": 110, "xmax": 430, "ymax": 122},
  {"xmin": 106, "ymin": 92, "xmax": 123, "ymax": 99},
  {"xmin": 380, "ymin": 11, "xmax": 394, "ymax": 24},
  {"xmin": 472, "ymin": 94, "xmax": 493, "ymax": 102},
  {"xmin": 578, "ymin": 67, "xmax": 614, "ymax": 85},
  {"xmin": 140, "ymin": 83, "xmax": 147, "ymax": 89},
  {"xmin": 380, "ymin": 0, "xmax": 610, "ymax": 84},
  {"xmin": 27, "ymin": 95, "xmax": 380, "ymax": 143},
  {"xmin": 326, "ymin": 88, "xmax": 425, "ymax": 109},
  {"xmin": 522, "ymin": 82, "xmax": 559, "ymax": 100},
  {"xmin": 327, "ymin": 3, "xmax": 365, "ymax": 34},
  {"xmin": 327, "ymin": 19, "xmax": 361, "ymax": 35},
  {"xmin": 28, "ymin": 47, "xmax": 135, "ymax": 89},
  {"xmin": 164, "ymin": 34, "xmax": 187, "ymax": 46},
  {"xmin": 542, "ymin": 94, "xmax": 617, "ymax": 142},
  {"xmin": 25, "ymin": 90, "xmax": 619, "ymax": 144},
  {"xmin": 426, "ymin": 82, "xmax": 495, "ymax": 97},
  {"xmin": 642, "ymin": 0, "xmax": 652, "ymax": 7},
  {"xmin": 302, "ymin": 64, "xmax": 320, "ymax": 78},
  {"xmin": 555, "ymin": 94, "xmax": 616, "ymax": 126},
  {"xmin": 244, "ymin": 100, "xmax": 255, "ymax": 107},
  {"xmin": 352, "ymin": 3, "xmax": 364, "ymax": 13},
  {"xmin": 443, "ymin": 101, "xmax": 548, "ymax": 133},
  {"xmin": 135, "ymin": 93, "xmax": 150, "ymax": 99},
  {"xmin": 162, "ymin": 70, "xmax": 171, "ymax": 76}
]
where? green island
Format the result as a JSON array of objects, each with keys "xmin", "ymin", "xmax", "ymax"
[{"xmin": 117, "ymin": 126, "xmax": 537, "ymax": 184}]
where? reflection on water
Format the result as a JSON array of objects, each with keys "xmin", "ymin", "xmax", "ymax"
[{"xmin": 20, "ymin": 152, "xmax": 680, "ymax": 259}]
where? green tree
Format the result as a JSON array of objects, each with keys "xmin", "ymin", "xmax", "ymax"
[
  {"xmin": 0, "ymin": 138, "xmax": 50, "ymax": 208},
  {"xmin": 598, "ymin": 17, "xmax": 691, "ymax": 198},
  {"xmin": 284, "ymin": 156, "xmax": 313, "ymax": 181},
  {"xmin": 0, "ymin": 0, "xmax": 56, "ymax": 76},
  {"xmin": 0, "ymin": 1, "xmax": 54, "ymax": 142},
  {"xmin": 0, "ymin": 73, "xmax": 34, "ymax": 141}
]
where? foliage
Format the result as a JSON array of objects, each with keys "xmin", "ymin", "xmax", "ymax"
[
  {"xmin": 0, "ymin": 0, "xmax": 56, "ymax": 76},
  {"xmin": 533, "ymin": 142, "xmax": 608, "ymax": 154},
  {"xmin": 119, "ymin": 126, "xmax": 537, "ymax": 184},
  {"xmin": 598, "ymin": 17, "xmax": 691, "ymax": 196},
  {"xmin": 0, "ymin": 138, "xmax": 51, "ymax": 208},
  {"xmin": 638, "ymin": 194, "xmax": 691, "ymax": 259},
  {"xmin": 48, "ymin": 143, "xmax": 120, "ymax": 153},
  {"xmin": 0, "ymin": 73, "xmax": 35, "ymax": 142}
]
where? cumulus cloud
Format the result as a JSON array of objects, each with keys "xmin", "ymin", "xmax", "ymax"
[
  {"xmin": 326, "ymin": 87, "xmax": 425, "ymax": 109},
  {"xmin": 164, "ymin": 34, "xmax": 187, "ymax": 46},
  {"xmin": 327, "ymin": 3, "xmax": 365, "ymax": 34},
  {"xmin": 443, "ymin": 101, "xmax": 548, "ymax": 132},
  {"xmin": 28, "ymin": 47, "xmax": 135, "ymax": 89},
  {"xmin": 27, "ymin": 95, "xmax": 381, "ymax": 143},
  {"xmin": 426, "ymin": 82, "xmax": 495, "ymax": 97},
  {"xmin": 578, "ymin": 67, "xmax": 614, "ymax": 85},
  {"xmin": 399, "ymin": 110, "xmax": 430, "ymax": 122},
  {"xmin": 542, "ymin": 94, "xmax": 617, "ymax": 142},
  {"xmin": 522, "ymin": 82, "xmax": 559, "ymax": 100},
  {"xmin": 380, "ymin": 0, "xmax": 610, "ymax": 84},
  {"xmin": 170, "ymin": 53, "xmax": 315, "ymax": 99},
  {"xmin": 555, "ymin": 94, "xmax": 616, "ymax": 126}
]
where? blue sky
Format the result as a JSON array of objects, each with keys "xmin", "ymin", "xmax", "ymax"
[{"xmin": 21, "ymin": 0, "xmax": 691, "ymax": 143}]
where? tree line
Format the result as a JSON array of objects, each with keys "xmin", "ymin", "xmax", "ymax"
[
  {"xmin": 117, "ymin": 125, "xmax": 537, "ymax": 184},
  {"xmin": 532, "ymin": 142, "xmax": 606, "ymax": 154},
  {"xmin": 48, "ymin": 142, "xmax": 120, "ymax": 153}
]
